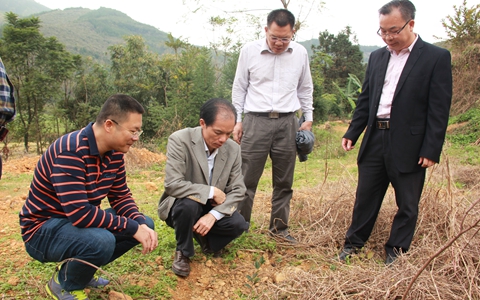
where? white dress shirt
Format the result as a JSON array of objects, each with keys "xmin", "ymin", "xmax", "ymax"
[
  {"xmin": 232, "ymin": 38, "xmax": 314, "ymax": 122},
  {"xmin": 204, "ymin": 141, "xmax": 224, "ymax": 221}
]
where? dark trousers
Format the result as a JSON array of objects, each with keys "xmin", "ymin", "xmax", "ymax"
[
  {"xmin": 238, "ymin": 113, "xmax": 297, "ymax": 234},
  {"xmin": 344, "ymin": 127, "xmax": 426, "ymax": 257},
  {"xmin": 166, "ymin": 198, "xmax": 248, "ymax": 257}
]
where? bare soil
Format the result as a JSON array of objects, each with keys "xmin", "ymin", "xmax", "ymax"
[{"xmin": 0, "ymin": 148, "xmax": 290, "ymax": 300}]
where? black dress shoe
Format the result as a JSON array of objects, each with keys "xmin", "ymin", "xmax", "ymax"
[
  {"xmin": 337, "ymin": 246, "xmax": 358, "ymax": 261},
  {"xmin": 385, "ymin": 255, "xmax": 397, "ymax": 265},
  {"xmin": 193, "ymin": 233, "xmax": 210, "ymax": 253},
  {"xmin": 269, "ymin": 231, "xmax": 298, "ymax": 244},
  {"xmin": 193, "ymin": 233, "xmax": 223, "ymax": 256},
  {"xmin": 172, "ymin": 250, "xmax": 190, "ymax": 277},
  {"xmin": 203, "ymin": 248, "xmax": 224, "ymax": 258}
]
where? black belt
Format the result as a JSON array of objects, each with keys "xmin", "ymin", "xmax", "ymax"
[
  {"xmin": 249, "ymin": 112, "xmax": 294, "ymax": 119},
  {"xmin": 376, "ymin": 119, "xmax": 390, "ymax": 129}
]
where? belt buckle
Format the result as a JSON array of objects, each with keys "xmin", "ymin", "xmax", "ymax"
[
  {"xmin": 268, "ymin": 112, "xmax": 279, "ymax": 119},
  {"xmin": 377, "ymin": 121, "xmax": 389, "ymax": 129}
]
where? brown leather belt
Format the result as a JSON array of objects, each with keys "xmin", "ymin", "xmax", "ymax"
[
  {"xmin": 249, "ymin": 112, "xmax": 294, "ymax": 119},
  {"xmin": 376, "ymin": 119, "xmax": 390, "ymax": 129}
]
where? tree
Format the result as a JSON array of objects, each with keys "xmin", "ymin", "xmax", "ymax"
[
  {"xmin": 66, "ymin": 57, "xmax": 114, "ymax": 129},
  {"xmin": 313, "ymin": 26, "xmax": 365, "ymax": 94},
  {"xmin": 188, "ymin": 47, "xmax": 216, "ymax": 126},
  {"xmin": 110, "ymin": 35, "xmax": 165, "ymax": 107},
  {"xmin": 442, "ymin": 0, "xmax": 480, "ymax": 51},
  {"xmin": 0, "ymin": 13, "xmax": 80, "ymax": 153},
  {"xmin": 109, "ymin": 35, "xmax": 167, "ymax": 138},
  {"xmin": 442, "ymin": 1, "xmax": 480, "ymax": 115},
  {"xmin": 165, "ymin": 33, "xmax": 187, "ymax": 58},
  {"xmin": 217, "ymin": 50, "xmax": 240, "ymax": 100}
]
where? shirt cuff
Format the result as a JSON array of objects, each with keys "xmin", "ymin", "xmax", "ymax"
[
  {"xmin": 303, "ymin": 111, "xmax": 313, "ymax": 122},
  {"xmin": 209, "ymin": 209, "xmax": 225, "ymax": 220},
  {"xmin": 209, "ymin": 186, "xmax": 214, "ymax": 199}
]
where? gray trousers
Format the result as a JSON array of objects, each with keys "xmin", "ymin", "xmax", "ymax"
[{"xmin": 238, "ymin": 113, "xmax": 297, "ymax": 234}]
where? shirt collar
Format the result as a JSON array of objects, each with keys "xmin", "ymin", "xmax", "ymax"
[
  {"xmin": 260, "ymin": 38, "xmax": 294, "ymax": 54},
  {"xmin": 85, "ymin": 122, "xmax": 114, "ymax": 158},
  {"xmin": 203, "ymin": 140, "xmax": 218, "ymax": 158}
]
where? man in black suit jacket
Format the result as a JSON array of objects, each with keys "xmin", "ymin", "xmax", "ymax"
[{"xmin": 338, "ymin": 0, "xmax": 452, "ymax": 265}]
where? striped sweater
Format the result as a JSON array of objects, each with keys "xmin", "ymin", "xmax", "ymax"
[{"xmin": 19, "ymin": 123, "xmax": 146, "ymax": 242}]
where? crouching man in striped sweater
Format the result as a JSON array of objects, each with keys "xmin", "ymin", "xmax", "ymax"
[{"xmin": 19, "ymin": 94, "xmax": 158, "ymax": 300}]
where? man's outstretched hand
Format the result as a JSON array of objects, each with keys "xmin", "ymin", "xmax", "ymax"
[{"xmin": 133, "ymin": 224, "xmax": 158, "ymax": 255}]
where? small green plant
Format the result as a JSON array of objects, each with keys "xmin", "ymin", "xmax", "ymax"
[{"xmin": 245, "ymin": 256, "xmax": 265, "ymax": 290}]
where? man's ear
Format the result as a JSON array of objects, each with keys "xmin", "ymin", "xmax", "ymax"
[
  {"xmin": 104, "ymin": 119, "xmax": 115, "ymax": 133},
  {"xmin": 199, "ymin": 118, "xmax": 206, "ymax": 128}
]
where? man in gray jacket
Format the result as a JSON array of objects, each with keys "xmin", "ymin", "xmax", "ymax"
[{"xmin": 158, "ymin": 98, "xmax": 249, "ymax": 277}]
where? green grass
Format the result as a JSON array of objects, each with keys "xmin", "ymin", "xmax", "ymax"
[{"xmin": 447, "ymin": 108, "xmax": 480, "ymax": 145}]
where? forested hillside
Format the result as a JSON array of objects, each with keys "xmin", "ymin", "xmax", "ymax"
[
  {"xmin": 35, "ymin": 7, "xmax": 171, "ymax": 62},
  {"xmin": 0, "ymin": 0, "xmax": 49, "ymax": 19},
  {"xmin": 0, "ymin": 1, "xmax": 172, "ymax": 63}
]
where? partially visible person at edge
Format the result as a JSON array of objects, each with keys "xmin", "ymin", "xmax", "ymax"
[
  {"xmin": 0, "ymin": 57, "xmax": 16, "ymax": 180},
  {"xmin": 19, "ymin": 94, "xmax": 158, "ymax": 300},
  {"xmin": 338, "ymin": 0, "xmax": 452, "ymax": 265},
  {"xmin": 231, "ymin": 8, "xmax": 314, "ymax": 243},
  {"xmin": 158, "ymin": 98, "xmax": 249, "ymax": 278}
]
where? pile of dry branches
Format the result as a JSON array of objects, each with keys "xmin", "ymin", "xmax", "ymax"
[{"xmin": 252, "ymin": 155, "xmax": 480, "ymax": 299}]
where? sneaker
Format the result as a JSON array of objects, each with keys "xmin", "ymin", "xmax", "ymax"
[
  {"xmin": 86, "ymin": 275, "xmax": 109, "ymax": 288},
  {"xmin": 45, "ymin": 271, "xmax": 89, "ymax": 300}
]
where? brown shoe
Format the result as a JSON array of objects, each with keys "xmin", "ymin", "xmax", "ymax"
[{"xmin": 172, "ymin": 250, "xmax": 190, "ymax": 277}]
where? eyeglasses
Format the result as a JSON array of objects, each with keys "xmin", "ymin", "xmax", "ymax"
[
  {"xmin": 377, "ymin": 19, "xmax": 411, "ymax": 38},
  {"xmin": 268, "ymin": 34, "xmax": 292, "ymax": 44},
  {"xmin": 110, "ymin": 119, "xmax": 143, "ymax": 138}
]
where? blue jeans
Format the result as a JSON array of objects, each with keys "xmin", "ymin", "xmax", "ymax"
[{"xmin": 24, "ymin": 208, "xmax": 155, "ymax": 291}]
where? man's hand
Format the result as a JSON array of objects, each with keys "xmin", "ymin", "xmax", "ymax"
[
  {"xmin": 193, "ymin": 213, "xmax": 216, "ymax": 236},
  {"xmin": 233, "ymin": 122, "xmax": 243, "ymax": 144},
  {"xmin": 133, "ymin": 224, "xmax": 158, "ymax": 255},
  {"xmin": 418, "ymin": 157, "xmax": 436, "ymax": 168},
  {"xmin": 298, "ymin": 121, "xmax": 313, "ymax": 131},
  {"xmin": 211, "ymin": 187, "xmax": 226, "ymax": 206},
  {"xmin": 342, "ymin": 138, "xmax": 355, "ymax": 151}
]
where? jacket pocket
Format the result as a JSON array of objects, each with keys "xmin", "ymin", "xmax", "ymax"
[{"xmin": 410, "ymin": 126, "xmax": 425, "ymax": 135}]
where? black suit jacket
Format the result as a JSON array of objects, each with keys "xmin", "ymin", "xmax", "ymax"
[{"xmin": 344, "ymin": 37, "xmax": 452, "ymax": 173}]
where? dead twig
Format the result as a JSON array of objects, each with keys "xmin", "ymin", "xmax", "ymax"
[{"xmin": 402, "ymin": 197, "xmax": 480, "ymax": 299}]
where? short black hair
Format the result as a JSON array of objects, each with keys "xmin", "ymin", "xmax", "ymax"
[
  {"xmin": 267, "ymin": 9, "xmax": 295, "ymax": 29},
  {"xmin": 199, "ymin": 98, "xmax": 236, "ymax": 127},
  {"xmin": 95, "ymin": 94, "xmax": 145, "ymax": 124},
  {"xmin": 379, "ymin": 0, "xmax": 416, "ymax": 21}
]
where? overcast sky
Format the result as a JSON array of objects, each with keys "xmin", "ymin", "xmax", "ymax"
[{"xmin": 34, "ymin": 0, "xmax": 474, "ymax": 47}]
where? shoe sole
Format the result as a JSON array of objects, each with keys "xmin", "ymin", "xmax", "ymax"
[
  {"xmin": 172, "ymin": 266, "xmax": 190, "ymax": 277},
  {"xmin": 45, "ymin": 282, "xmax": 60, "ymax": 300}
]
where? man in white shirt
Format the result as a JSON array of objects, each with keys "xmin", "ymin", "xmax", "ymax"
[
  {"xmin": 232, "ymin": 9, "xmax": 314, "ymax": 243},
  {"xmin": 158, "ymin": 98, "xmax": 249, "ymax": 277}
]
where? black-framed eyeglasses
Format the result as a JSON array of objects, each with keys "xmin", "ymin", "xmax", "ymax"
[
  {"xmin": 110, "ymin": 119, "xmax": 143, "ymax": 138},
  {"xmin": 377, "ymin": 19, "xmax": 411, "ymax": 38}
]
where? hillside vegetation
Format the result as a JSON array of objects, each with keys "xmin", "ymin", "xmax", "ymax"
[
  {"xmin": 36, "ymin": 7, "xmax": 171, "ymax": 63},
  {"xmin": 0, "ymin": 0, "xmax": 49, "ymax": 18}
]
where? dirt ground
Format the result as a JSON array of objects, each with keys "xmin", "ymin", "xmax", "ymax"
[{"xmin": 0, "ymin": 148, "xmax": 286, "ymax": 300}]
